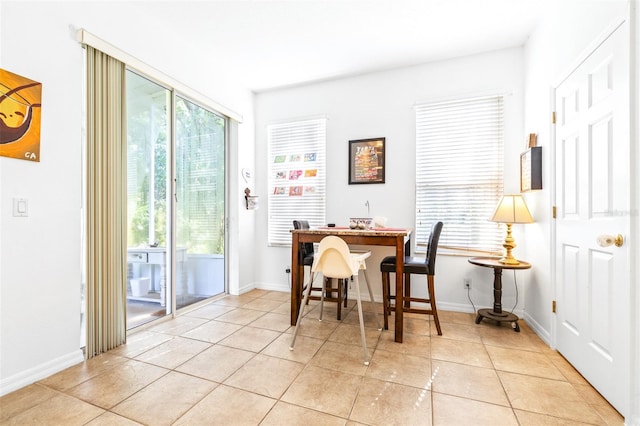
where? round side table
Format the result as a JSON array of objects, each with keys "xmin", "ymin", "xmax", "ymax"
[{"xmin": 468, "ymin": 257, "xmax": 531, "ymax": 332}]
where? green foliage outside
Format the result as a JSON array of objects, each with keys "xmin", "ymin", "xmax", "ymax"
[{"xmin": 126, "ymin": 74, "xmax": 225, "ymax": 255}]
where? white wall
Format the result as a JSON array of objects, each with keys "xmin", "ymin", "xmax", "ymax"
[
  {"xmin": 0, "ymin": 1, "xmax": 255, "ymax": 395},
  {"xmin": 255, "ymin": 47, "xmax": 526, "ymax": 314},
  {"xmin": 634, "ymin": 1, "xmax": 640, "ymax": 421},
  {"xmin": 522, "ymin": 0, "xmax": 630, "ymax": 341},
  {"xmin": 524, "ymin": 0, "xmax": 638, "ymax": 421}
]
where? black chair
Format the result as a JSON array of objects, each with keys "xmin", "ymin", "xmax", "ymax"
[
  {"xmin": 380, "ymin": 221, "xmax": 444, "ymax": 335},
  {"xmin": 293, "ymin": 220, "xmax": 348, "ymax": 319},
  {"xmin": 293, "ymin": 220, "xmax": 315, "ymax": 269}
]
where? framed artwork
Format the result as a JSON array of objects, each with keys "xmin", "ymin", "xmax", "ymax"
[
  {"xmin": 0, "ymin": 68, "xmax": 42, "ymax": 162},
  {"xmin": 348, "ymin": 137, "xmax": 385, "ymax": 184},
  {"xmin": 520, "ymin": 146, "xmax": 542, "ymax": 192}
]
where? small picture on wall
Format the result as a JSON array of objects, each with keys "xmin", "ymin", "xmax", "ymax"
[
  {"xmin": 0, "ymin": 68, "xmax": 42, "ymax": 162},
  {"xmin": 348, "ymin": 137, "xmax": 385, "ymax": 184},
  {"xmin": 288, "ymin": 170, "xmax": 303, "ymax": 180}
]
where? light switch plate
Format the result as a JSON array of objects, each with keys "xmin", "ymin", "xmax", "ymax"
[{"xmin": 13, "ymin": 198, "xmax": 28, "ymax": 217}]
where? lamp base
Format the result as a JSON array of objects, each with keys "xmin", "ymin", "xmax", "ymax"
[{"xmin": 499, "ymin": 223, "xmax": 520, "ymax": 265}]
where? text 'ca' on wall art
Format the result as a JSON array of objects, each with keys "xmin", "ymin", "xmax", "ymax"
[
  {"xmin": 348, "ymin": 137, "xmax": 385, "ymax": 184},
  {"xmin": 0, "ymin": 68, "xmax": 42, "ymax": 162}
]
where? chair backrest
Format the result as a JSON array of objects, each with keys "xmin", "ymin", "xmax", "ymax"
[
  {"xmin": 425, "ymin": 221, "xmax": 444, "ymax": 275},
  {"xmin": 293, "ymin": 220, "xmax": 314, "ymax": 259},
  {"xmin": 312, "ymin": 236, "xmax": 358, "ymax": 279}
]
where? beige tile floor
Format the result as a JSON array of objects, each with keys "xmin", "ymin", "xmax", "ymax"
[{"xmin": 0, "ymin": 289, "xmax": 624, "ymax": 425}]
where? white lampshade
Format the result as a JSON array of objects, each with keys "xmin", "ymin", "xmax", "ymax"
[
  {"xmin": 490, "ymin": 194, "xmax": 534, "ymax": 265},
  {"xmin": 491, "ymin": 195, "xmax": 534, "ymax": 224}
]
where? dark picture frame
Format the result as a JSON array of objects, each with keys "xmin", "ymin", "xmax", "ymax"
[
  {"xmin": 348, "ymin": 137, "xmax": 385, "ymax": 184},
  {"xmin": 520, "ymin": 146, "xmax": 542, "ymax": 192}
]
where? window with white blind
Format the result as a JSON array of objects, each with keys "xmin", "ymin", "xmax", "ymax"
[
  {"xmin": 415, "ymin": 95, "xmax": 504, "ymax": 254},
  {"xmin": 268, "ymin": 118, "xmax": 326, "ymax": 246}
]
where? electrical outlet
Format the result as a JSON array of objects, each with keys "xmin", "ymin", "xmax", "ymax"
[{"xmin": 464, "ymin": 278, "xmax": 471, "ymax": 289}]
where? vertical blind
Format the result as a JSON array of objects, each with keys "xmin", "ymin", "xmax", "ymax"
[
  {"xmin": 268, "ymin": 118, "xmax": 327, "ymax": 246},
  {"xmin": 415, "ymin": 95, "xmax": 505, "ymax": 253},
  {"xmin": 85, "ymin": 46, "xmax": 128, "ymax": 357}
]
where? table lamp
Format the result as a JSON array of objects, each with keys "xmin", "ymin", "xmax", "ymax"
[{"xmin": 491, "ymin": 194, "xmax": 534, "ymax": 265}]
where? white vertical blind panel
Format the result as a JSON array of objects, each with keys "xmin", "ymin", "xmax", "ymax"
[
  {"xmin": 415, "ymin": 95, "xmax": 504, "ymax": 252},
  {"xmin": 268, "ymin": 118, "xmax": 326, "ymax": 246}
]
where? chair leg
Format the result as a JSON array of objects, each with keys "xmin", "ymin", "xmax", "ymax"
[
  {"xmin": 428, "ymin": 275, "xmax": 442, "ymax": 336},
  {"xmin": 381, "ymin": 271, "xmax": 390, "ymax": 330},
  {"xmin": 310, "ymin": 276, "xmax": 347, "ymax": 321},
  {"xmin": 336, "ymin": 278, "xmax": 342, "ymax": 320},
  {"xmin": 352, "ymin": 275, "xmax": 370, "ymax": 365},
  {"xmin": 361, "ymin": 268, "xmax": 382, "ymax": 330},
  {"xmin": 290, "ymin": 271, "xmax": 315, "ymax": 349},
  {"xmin": 319, "ymin": 277, "xmax": 327, "ymax": 322},
  {"xmin": 405, "ymin": 273, "xmax": 411, "ymax": 309},
  {"xmin": 301, "ymin": 270, "xmax": 313, "ymax": 306},
  {"xmin": 344, "ymin": 279, "xmax": 348, "ymax": 307},
  {"xmin": 304, "ymin": 265, "xmax": 312, "ymax": 305},
  {"xmin": 307, "ymin": 270, "xmax": 316, "ymax": 298}
]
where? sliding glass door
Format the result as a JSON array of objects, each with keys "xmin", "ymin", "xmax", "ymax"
[
  {"xmin": 175, "ymin": 96, "xmax": 226, "ymax": 309},
  {"xmin": 126, "ymin": 72, "xmax": 171, "ymax": 327},
  {"xmin": 125, "ymin": 71, "xmax": 226, "ymax": 329}
]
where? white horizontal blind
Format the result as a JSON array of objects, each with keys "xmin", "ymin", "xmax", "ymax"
[
  {"xmin": 268, "ymin": 118, "xmax": 326, "ymax": 246},
  {"xmin": 415, "ymin": 95, "xmax": 504, "ymax": 253}
]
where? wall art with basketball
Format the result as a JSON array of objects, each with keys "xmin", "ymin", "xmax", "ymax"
[{"xmin": 0, "ymin": 68, "xmax": 42, "ymax": 162}]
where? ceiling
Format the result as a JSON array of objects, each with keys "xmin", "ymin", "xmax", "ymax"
[{"xmin": 131, "ymin": 0, "xmax": 550, "ymax": 93}]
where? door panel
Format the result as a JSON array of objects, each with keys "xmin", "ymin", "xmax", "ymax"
[
  {"xmin": 174, "ymin": 96, "xmax": 226, "ymax": 309},
  {"xmin": 561, "ymin": 135, "xmax": 579, "ymax": 215},
  {"xmin": 555, "ymin": 23, "xmax": 630, "ymax": 417},
  {"xmin": 589, "ymin": 249, "xmax": 613, "ymax": 354},
  {"xmin": 560, "ymin": 244, "xmax": 579, "ymax": 333},
  {"xmin": 126, "ymin": 71, "xmax": 171, "ymax": 328}
]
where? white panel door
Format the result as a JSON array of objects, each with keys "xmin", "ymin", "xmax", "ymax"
[{"xmin": 555, "ymin": 22, "xmax": 630, "ymax": 417}]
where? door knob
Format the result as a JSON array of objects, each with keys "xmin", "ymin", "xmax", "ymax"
[{"xmin": 597, "ymin": 234, "xmax": 624, "ymax": 247}]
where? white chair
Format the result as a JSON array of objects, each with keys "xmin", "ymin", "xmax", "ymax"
[
  {"xmin": 290, "ymin": 236, "xmax": 381, "ymax": 365},
  {"xmin": 293, "ymin": 219, "xmax": 349, "ymax": 320}
]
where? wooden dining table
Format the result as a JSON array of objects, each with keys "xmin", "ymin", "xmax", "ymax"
[{"xmin": 290, "ymin": 227, "xmax": 412, "ymax": 343}]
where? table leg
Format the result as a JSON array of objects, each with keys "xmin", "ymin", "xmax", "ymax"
[
  {"xmin": 492, "ymin": 267, "xmax": 503, "ymax": 314},
  {"xmin": 290, "ymin": 234, "xmax": 301, "ymax": 326},
  {"xmin": 475, "ymin": 266, "xmax": 520, "ymax": 332}
]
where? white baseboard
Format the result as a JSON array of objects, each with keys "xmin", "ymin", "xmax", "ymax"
[
  {"xmin": 522, "ymin": 311, "xmax": 552, "ymax": 347},
  {"xmin": 255, "ymin": 281, "xmax": 291, "ymax": 293},
  {"xmin": 236, "ymin": 281, "xmax": 257, "ymax": 295},
  {"xmin": 234, "ymin": 281, "xmax": 292, "ymax": 295},
  {"xmin": 436, "ymin": 301, "xmax": 477, "ymax": 314},
  {"xmin": 0, "ymin": 349, "xmax": 84, "ymax": 397}
]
